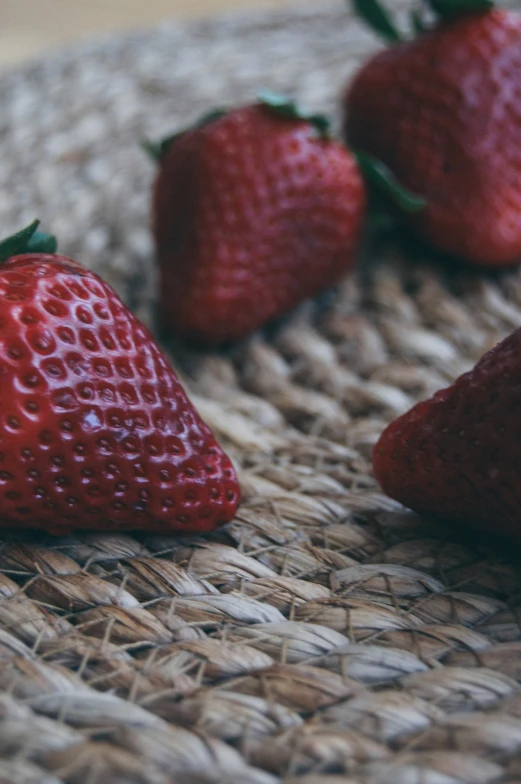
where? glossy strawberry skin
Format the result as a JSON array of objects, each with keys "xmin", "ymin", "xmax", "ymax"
[
  {"xmin": 373, "ymin": 328, "xmax": 521, "ymax": 540},
  {"xmin": 345, "ymin": 9, "xmax": 521, "ymax": 266},
  {"xmin": 153, "ymin": 104, "xmax": 366, "ymax": 344},
  {"xmin": 0, "ymin": 253, "xmax": 239, "ymax": 535}
]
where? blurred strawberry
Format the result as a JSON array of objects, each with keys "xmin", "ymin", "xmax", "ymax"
[
  {"xmin": 374, "ymin": 326, "xmax": 521, "ymax": 540},
  {"xmin": 149, "ymin": 93, "xmax": 366, "ymax": 344},
  {"xmin": 345, "ymin": 0, "xmax": 521, "ymax": 265},
  {"xmin": 0, "ymin": 221, "xmax": 239, "ymax": 535}
]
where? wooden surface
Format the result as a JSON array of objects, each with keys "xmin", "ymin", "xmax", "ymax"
[{"xmin": 0, "ymin": 0, "xmax": 293, "ymax": 67}]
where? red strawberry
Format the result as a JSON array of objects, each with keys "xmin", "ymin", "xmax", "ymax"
[
  {"xmin": 373, "ymin": 327, "xmax": 521, "ymax": 540},
  {"xmin": 344, "ymin": 0, "xmax": 521, "ymax": 266},
  {"xmin": 150, "ymin": 94, "xmax": 366, "ymax": 344},
  {"xmin": 0, "ymin": 221, "xmax": 239, "ymax": 536}
]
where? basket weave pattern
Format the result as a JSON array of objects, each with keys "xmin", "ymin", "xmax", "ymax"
[{"xmin": 1, "ymin": 3, "xmax": 521, "ymax": 782}]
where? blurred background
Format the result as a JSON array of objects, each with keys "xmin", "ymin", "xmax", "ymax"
[{"xmin": 0, "ymin": 0, "xmax": 294, "ymax": 69}]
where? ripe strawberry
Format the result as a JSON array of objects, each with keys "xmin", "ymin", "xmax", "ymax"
[
  {"xmin": 373, "ymin": 327, "xmax": 521, "ymax": 540},
  {"xmin": 149, "ymin": 93, "xmax": 366, "ymax": 344},
  {"xmin": 344, "ymin": 0, "xmax": 521, "ymax": 266},
  {"xmin": 0, "ymin": 221, "xmax": 239, "ymax": 536}
]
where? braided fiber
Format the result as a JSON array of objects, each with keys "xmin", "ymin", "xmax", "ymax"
[{"xmin": 0, "ymin": 2, "xmax": 521, "ymax": 782}]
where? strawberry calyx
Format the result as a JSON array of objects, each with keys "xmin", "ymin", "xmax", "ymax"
[
  {"xmin": 258, "ymin": 91, "xmax": 331, "ymax": 139},
  {"xmin": 352, "ymin": 0, "xmax": 403, "ymax": 42},
  {"xmin": 143, "ymin": 108, "xmax": 228, "ymax": 162},
  {"xmin": 143, "ymin": 94, "xmax": 331, "ymax": 162},
  {"xmin": 352, "ymin": 0, "xmax": 494, "ymax": 42},
  {"xmin": 428, "ymin": 0, "xmax": 494, "ymax": 21},
  {"xmin": 0, "ymin": 220, "xmax": 57, "ymax": 263},
  {"xmin": 356, "ymin": 152, "xmax": 427, "ymax": 213}
]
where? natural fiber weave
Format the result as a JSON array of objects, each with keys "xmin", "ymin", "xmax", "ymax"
[{"xmin": 1, "ymin": 2, "xmax": 521, "ymax": 782}]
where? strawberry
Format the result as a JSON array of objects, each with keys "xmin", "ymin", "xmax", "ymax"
[
  {"xmin": 373, "ymin": 327, "xmax": 521, "ymax": 540},
  {"xmin": 344, "ymin": 0, "xmax": 521, "ymax": 266},
  {"xmin": 0, "ymin": 221, "xmax": 239, "ymax": 536},
  {"xmin": 149, "ymin": 93, "xmax": 366, "ymax": 344}
]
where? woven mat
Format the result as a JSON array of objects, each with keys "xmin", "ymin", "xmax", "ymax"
[{"xmin": 2, "ymin": 2, "xmax": 521, "ymax": 783}]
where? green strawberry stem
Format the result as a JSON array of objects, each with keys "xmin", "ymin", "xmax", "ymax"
[
  {"xmin": 0, "ymin": 220, "xmax": 57, "ymax": 263},
  {"xmin": 410, "ymin": 9, "xmax": 430, "ymax": 35},
  {"xmin": 351, "ymin": 0, "xmax": 402, "ymax": 42},
  {"xmin": 142, "ymin": 135, "xmax": 178, "ymax": 163},
  {"xmin": 428, "ymin": 0, "xmax": 494, "ymax": 20},
  {"xmin": 258, "ymin": 91, "xmax": 331, "ymax": 139},
  {"xmin": 352, "ymin": 0, "xmax": 494, "ymax": 42},
  {"xmin": 356, "ymin": 152, "xmax": 427, "ymax": 213},
  {"xmin": 143, "ymin": 108, "xmax": 228, "ymax": 163}
]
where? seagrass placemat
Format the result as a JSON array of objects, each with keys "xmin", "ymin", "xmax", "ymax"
[{"xmin": 2, "ymin": 2, "xmax": 521, "ymax": 782}]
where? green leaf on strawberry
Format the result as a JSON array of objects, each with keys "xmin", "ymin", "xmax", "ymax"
[
  {"xmin": 27, "ymin": 230, "xmax": 58, "ymax": 255},
  {"xmin": 428, "ymin": 0, "xmax": 494, "ymax": 21},
  {"xmin": 352, "ymin": 0, "xmax": 494, "ymax": 43},
  {"xmin": 142, "ymin": 136, "xmax": 177, "ymax": 163},
  {"xmin": 355, "ymin": 152, "xmax": 427, "ymax": 213},
  {"xmin": 410, "ymin": 9, "xmax": 431, "ymax": 35},
  {"xmin": 351, "ymin": 0, "xmax": 403, "ymax": 42},
  {"xmin": 143, "ymin": 108, "xmax": 228, "ymax": 162},
  {"xmin": 0, "ymin": 220, "xmax": 57, "ymax": 263},
  {"xmin": 258, "ymin": 91, "xmax": 331, "ymax": 139}
]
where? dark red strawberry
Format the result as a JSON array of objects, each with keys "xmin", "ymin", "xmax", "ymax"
[
  {"xmin": 0, "ymin": 222, "xmax": 239, "ymax": 535},
  {"xmin": 373, "ymin": 327, "xmax": 521, "ymax": 540},
  {"xmin": 150, "ymin": 93, "xmax": 366, "ymax": 344},
  {"xmin": 344, "ymin": 0, "xmax": 521, "ymax": 266}
]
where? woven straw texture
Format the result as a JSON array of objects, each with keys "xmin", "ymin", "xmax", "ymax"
[{"xmin": 1, "ymin": 2, "xmax": 521, "ymax": 782}]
